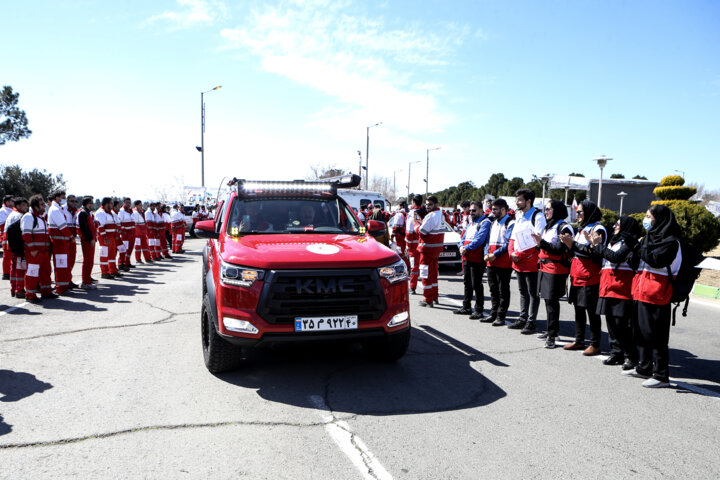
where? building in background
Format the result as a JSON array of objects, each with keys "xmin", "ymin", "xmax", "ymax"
[{"xmin": 587, "ymin": 178, "xmax": 659, "ymax": 213}]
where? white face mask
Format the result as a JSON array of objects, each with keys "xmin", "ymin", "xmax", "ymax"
[{"xmin": 60, "ymin": 199, "xmax": 67, "ymax": 206}]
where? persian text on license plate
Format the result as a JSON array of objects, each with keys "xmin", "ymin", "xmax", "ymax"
[
  {"xmin": 294, "ymin": 315, "xmax": 358, "ymax": 332},
  {"xmin": 439, "ymin": 252, "xmax": 457, "ymax": 257}
]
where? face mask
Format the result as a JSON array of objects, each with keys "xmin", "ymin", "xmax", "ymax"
[
  {"xmin": 60, "ymin": 199, "xmax": 67, "ymax": 206},
  {"xmin": 642, "ymin": 218, "xmax": 653, "ymax": 231}
]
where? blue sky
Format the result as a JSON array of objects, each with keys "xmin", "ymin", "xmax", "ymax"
[{"xmin": 2, "ymin": 0, "xmax": 719, "ymax": 201}]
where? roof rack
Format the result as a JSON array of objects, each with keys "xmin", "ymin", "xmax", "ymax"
[{"xmin": 229, "ymin": 174, "xmax": 361, "ymax": 198}]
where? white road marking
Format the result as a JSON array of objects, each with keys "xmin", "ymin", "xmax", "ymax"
[
  {"xmin": 689, "ymin": 298, "xmax": 720, "ymax": 309},
  {"xmin": 0, "ymin": 302, "xmax": 29, "ymax": 316},
  {"xmin": 309, "ymin": 395, "xmax": 393, "ymax": 480}
]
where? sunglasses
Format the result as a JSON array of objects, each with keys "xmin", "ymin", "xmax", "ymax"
[{"xmin": 469, "ymin": 209, "xmax": 477, "ymax": 212}]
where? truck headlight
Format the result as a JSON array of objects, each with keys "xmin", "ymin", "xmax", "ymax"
[
  {"xmin": 221, "ymin": 261, "xmax": 264, "ymax": 288},
  {"xmin": 377, "ymin": 259, "xmax": 408, "ymax": 284}
]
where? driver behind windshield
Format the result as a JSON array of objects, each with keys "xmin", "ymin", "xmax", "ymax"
[
  {"xmin": 299, "ymin": 204, "xmax": 316, "ymax": 226},
  {"xmin": 238, "ymin": 202, "xmax": 272, "ymax": 232}
]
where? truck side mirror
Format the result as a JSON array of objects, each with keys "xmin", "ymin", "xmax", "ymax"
[
  {"xmin": 366, "ymin": 220, "xmax": 387, "ymax": 237},
  {"xmin": 195, "ymin": 219, "xmax": 219, "ymax": 239}
]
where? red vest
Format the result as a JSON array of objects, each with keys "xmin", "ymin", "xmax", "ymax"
[
  {"xmin": 631, "ymin": 241, "xmax": 682, "ymax": 305},
  {"xmin": 487, "ymin": 217, "xmax": 514, "ymax": 269},
  {"xmin": 570, "ymin": 223, "xmax": 606, "ymax": 286},
  {"xmin": 599, "ymin": 241, "xmax": 635, "ymax": 300},
  {"xmin": 462, "ymin": 219, "xmax": 486, "ymax": 264},
  {"xmin": 539, "ymin": 222, "xmax": 573, "ymax": 275}
]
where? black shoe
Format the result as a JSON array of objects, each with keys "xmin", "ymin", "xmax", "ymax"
[
  {"xmin": 101, "ymin": 274, "xmax": 114, "ymax": 280},
  {"xmin": 479, "ymin": 316, "xmax": 495, "ymax": 323},
  {"xmin": 521, "ymin": 321, "xmax": 537, "ymax": 335},
  {"xmin": 113, "ymin": 272, "xmax": 124, "ymax": 278},
  {"xmin": 128, "ymin": 264, "xmax": 136, "ymax": 269},
  {"xmin": 453, "ymin": 308, "xmax": 473, "ymax": 315},
  {"xmin": 418, "ymin": 300, "xmax": 434, "ymax": 308},
  {"xmin": 2, "ymin": 274, "xmax": 9, "ymax": 280},
  {"xmin": 603, "ymin": 355, "xmax": 624, "ymax": 366},
  {"xmin": 91, "ymin": 277, "xmax": 99, "ymax": 283},
  {"xmin": 537, "ymin": 332, "xmax": 549, "ymax": 340},
  {"xmin": 545, "ymin": 337, "xmax": 557, "ymax": 349},
  {"xmin": 69, "ymin": 282, "xmax": 80, "ymax": 289},
  {"xmin": 164, "ymin": 255, "xmax": 173, "ymax": 259},
  {"xmin": 622, "ymin": 359, "xmax": 637, "ymax": 371},
  {"xmin": 42, "ymin": 293, "xmax": 60, "ymax": 299},
  {"xmin": 492, "ymin": 318, "xmax": 506, "ymax": 327},
  {"xmin": 410, "ymin": 289, "xmax": 416, "ymax": 295},
  {"xmin": 27, "ymin": 297, "xmax": 42, "ymax": 304},
  {"xmin": 434, "ymin": 299, "xmax": 439, "ymax": 305},
  {"xmin": 469, "ymin": 311, "xmax": 485, "ymax": 320},
  {"xmin": 508, "ymin": 319, "xmax": 526, "ymax": 330}
]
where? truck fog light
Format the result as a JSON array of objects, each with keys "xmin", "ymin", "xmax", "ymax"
[
  {"xmin": 223, "ymin": 317, "xmax": 259, "ymax": 334},
  {"xmin": 387, "ymin": 311, "xmax": 409, "ymax": 328}
]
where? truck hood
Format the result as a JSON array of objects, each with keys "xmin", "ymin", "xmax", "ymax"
[{"xmin": 219, "ymin": 233, "xmax": 399, "ymax": 269}]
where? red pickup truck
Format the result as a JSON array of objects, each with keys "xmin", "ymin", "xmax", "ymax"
[{"xmin": 196, "ymin": 175, "xmax": 410, "ymax": 373}]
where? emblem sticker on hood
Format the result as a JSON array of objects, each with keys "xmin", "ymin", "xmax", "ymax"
[{"xmin": 306, "ymin": 244, "xmax": 340, "ymax": 255}]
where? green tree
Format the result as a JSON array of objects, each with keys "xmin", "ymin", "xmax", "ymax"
[
  {"xmin": 1, "ymin": 86, "xmax": 32, "ymax": 145},
  {"xmin": 610, "ymin": 173, "xmax": 625, "ymax": 179},
  {"xmin": 632, "ymin": 175, "xmax": 648, "ymax": 180},
  {"xmin": 0, "ymin": 164, "xmax": 66, "ymax": 199}
]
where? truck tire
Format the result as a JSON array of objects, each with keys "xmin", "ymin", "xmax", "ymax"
[
  {"xmin": 362, "ymin": 328, "xmax": 410, "ymax": 362},
  {"xmin": 201, "ymin": 293, "xmax": 243, "ymax": 373}
]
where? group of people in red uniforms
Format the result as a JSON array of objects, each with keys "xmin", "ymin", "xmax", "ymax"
[
  {"xmin": 1, "ymin": 191, "xmax": 189, "ymax": 304},
  {"xmin": 385, "ymin": 189, "xmax": 685, "ymax": 389}
]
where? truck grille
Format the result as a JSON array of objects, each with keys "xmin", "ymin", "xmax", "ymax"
[{"xmin": 257, "ymin": 269, "xmax": 386, "ymax": 325}]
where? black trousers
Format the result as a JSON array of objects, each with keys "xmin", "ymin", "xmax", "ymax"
[
  {"xmin": 574, "ymin": 305, "xmax": 602, "ymax": 347},
  {"xmin": 634, "ymin": 301, "xmax": 672, "ymax": 382},
  {"xmin": 486, "ymin": 266, "xmax": 512, "ymax": 320},
  {"xmin": 606, "ymin": 314, "xmax": 637, "ymax": 362},
  {"xmin": 545, "ymin": 299, "xmax": 561, "ymax": 339},
  {"xmin": 516, "ymin": 270, "xmax": 540, "ymax": 322},
  {"xmin": 462, "ymin": 260, "xmax": 486, "ymax": 312}
]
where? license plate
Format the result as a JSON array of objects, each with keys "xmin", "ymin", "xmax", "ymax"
[
  {"xmin": 439, "ymin": 251, "xmax": 457, "ymax": 257},
  {"xmin": 294, "ymin": 315, "xmax": 358, "ymax": 332}
]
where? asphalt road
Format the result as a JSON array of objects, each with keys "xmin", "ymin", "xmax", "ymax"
[{"xmin": 1, "ymin": 239, "xmax": 719, "ymax": 479}]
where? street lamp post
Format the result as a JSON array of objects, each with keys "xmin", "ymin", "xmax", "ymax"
[
  {"xmin": 365, "ymin": 122, "xmax": 382, "ymax": 190},
  {"xmin": 674, "ymin": 169, "xmax": 685, "ymax": 180},
  {"xmin": 593, "ymin": 155, "xmax": 613, "ymax": 209},
  {"xmin": 200, "ymin": 85, "xmax": 222, "ymax": 188},
  {"xmin": 407, "ymin": 160, "xmax": 421, "ymax": 205},
  {"xmin": 392, "ymin": 169, "xmax": 402, "ymax": 203},
  {"xmin": 617, "ymin": 191, "xmax": 628, "ymax": 216},
  {"xmin": 425, "ymin": 147, "xmax": 441, "ymax": 198}
]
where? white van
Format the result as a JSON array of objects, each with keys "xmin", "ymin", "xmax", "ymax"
[{"xmin": 337, "ymin": 189, "xmax": 390, "ymax": 214}]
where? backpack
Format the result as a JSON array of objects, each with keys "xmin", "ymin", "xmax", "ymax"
[
  {"xmin": 7, "ymin": 216, "xmax": 36, "ymax": 257},
  {"xmin": 667, "ymin": 240, "xmax": 705, "ymax": 325}
]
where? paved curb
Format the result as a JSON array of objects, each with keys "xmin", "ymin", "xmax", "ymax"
[{"xmin": 693, "ymin": 283, "xmax": 720, "ymax": 299}]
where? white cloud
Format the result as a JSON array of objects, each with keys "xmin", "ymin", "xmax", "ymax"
[
  {"xmin": 219, "ymin": 0, "xmax": 472, "ymax": 149},
  {"xmin": 147, "ymin": 0, "xmax": 228, "ymax": 30}
]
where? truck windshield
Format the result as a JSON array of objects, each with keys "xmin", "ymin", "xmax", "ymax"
[{"xmin": 226, "ymin": 197, "xmax": 362, "ymax": 235}]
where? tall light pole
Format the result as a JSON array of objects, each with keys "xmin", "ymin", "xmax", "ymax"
[
  {"xmin": 541, "ymin": 175, "xmax": 550, "ymax": 206},
  {"xmin": 392, "ymin": 169, "xmax": 402, "ymax": 202},
  {"xmin": 674, "ymin": 169, "xmax": 685, "ymax": 180},
  {"xmin": 200, "ymin": 85, "xmax": 222, "ymax": 188},
  {"xmin": 407, "ymin": 160, "xmax": 421, "ymax": 204},
  {"xmin": 365, "ymin": 122, "xmax": 382, "ymax": 190},
  {"xmin": 618, "ymin": 191, "xmax": 628, "ymax": 216},
  {"xmin": 425, "ymin": 147, "xmax": 441, "ymax": 198},
  {"xmin": 593, "ymin": 155, "xmax": 612, "ymax": 209}
]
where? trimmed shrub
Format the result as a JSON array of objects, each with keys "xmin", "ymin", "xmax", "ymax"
[
  {"xmin": 629, "ymin": 205, "xmax": 720, "ymax": 253},
  {"xmin": 659, "ymin": 175, "xmax": 685, "ymax": 187},
  {"xmin": 600, "ymin": 208, "xmax": 619, "ymax": 231},
  {"xmin": 653, "ymin": 185, "xmax": 697, "ymax": 200}
]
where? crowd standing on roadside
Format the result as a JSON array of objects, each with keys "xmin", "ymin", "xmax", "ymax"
[
  {"xmin": 378, "ymin": 188, "xmax": 686, "ymax": 389},
  {"xmin": 1, "ymin": 191, "xmax": 191, "ymax": 305}
]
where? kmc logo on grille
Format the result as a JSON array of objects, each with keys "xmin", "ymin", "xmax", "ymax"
[{"xmin": 295, "ymin": 278, "xmax": 353, "ymax": 294}]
